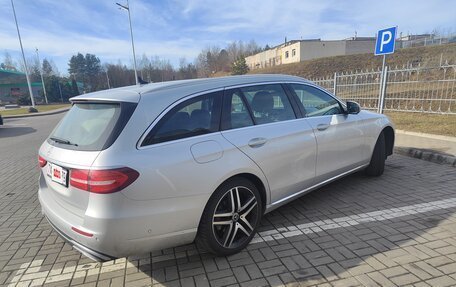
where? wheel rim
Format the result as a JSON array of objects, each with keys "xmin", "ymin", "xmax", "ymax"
[{"xmin": 212, "ymin": 186, "xmax": 259, "ymax": 249}]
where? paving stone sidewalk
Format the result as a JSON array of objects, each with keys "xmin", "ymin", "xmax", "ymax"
[{"xmin": 1, "ymin": 115, "xmax": 455, "ymax": 287}]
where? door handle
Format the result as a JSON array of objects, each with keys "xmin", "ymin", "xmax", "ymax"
[
  {"xmin": 248, "ymin": 137, "xmax": 268, "ymax": 148},
  {"xmin": 316, "ymin": 124, "xmax": 330, "ymax": 131}
]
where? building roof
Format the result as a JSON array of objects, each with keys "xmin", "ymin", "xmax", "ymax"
[
  {"xmin": 0, "ymin": 69, "xmax": 27, "ymax": 84},
  {"xmin": 71, "ymin": 74, "xmax": 310, "ymax": 103},
  {"xmin": 0, "ymin": 82, "xmax": 42, "ymax": 88}
]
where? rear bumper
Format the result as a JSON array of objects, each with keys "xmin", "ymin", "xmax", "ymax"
[
  {"xmin": 44, "ymin": 215, "xmax": 116, "ymax": 262},
  {"xmin": 38, "ymin": 173, "xmax": 206, "ymax": 261}
]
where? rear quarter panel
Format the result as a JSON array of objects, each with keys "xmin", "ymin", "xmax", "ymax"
[{"xmin": 90, "ymin": 96, "xmax": 270, "ymax": 238}]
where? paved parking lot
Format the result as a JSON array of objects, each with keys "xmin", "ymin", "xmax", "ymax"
[{"xmin": 0, "ymin": 114, "xmax": 455, "ymax": 287}]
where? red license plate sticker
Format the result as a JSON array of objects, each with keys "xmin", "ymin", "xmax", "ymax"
[{"xmin": 48, "ymin": 163, "xmax": 68, "ymax": 187}]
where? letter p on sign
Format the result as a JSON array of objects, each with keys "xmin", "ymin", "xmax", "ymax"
[{"xmin": 375, "ymin": 27, "xmax": 397, "ymax": 55}]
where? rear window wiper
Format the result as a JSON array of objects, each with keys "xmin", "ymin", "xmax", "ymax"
[{"xmin": 50, "ymin": 137, "xmax": 78, "ymax": 146}]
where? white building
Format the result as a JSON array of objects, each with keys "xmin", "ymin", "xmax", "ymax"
[{"xmin": 246, "ymin": 37, "xmax": 376, "ymax": 70}]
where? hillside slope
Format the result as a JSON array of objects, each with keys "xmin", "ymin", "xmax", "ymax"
[{"xmin": 247, "ymin": 43, "xmax": 456, "ymax": 79}]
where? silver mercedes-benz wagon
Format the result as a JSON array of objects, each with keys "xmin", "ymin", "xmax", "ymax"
[{"xmin": 38, "ymin": 74, "xmax": 394, "ymax": 261}]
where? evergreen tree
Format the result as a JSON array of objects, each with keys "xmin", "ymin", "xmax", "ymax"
[
  {"xmin": 29, "ymin": 57, "xmax": 41, "ymax": 82},
  {"xmin": 68, "ymin": 53, "xmax": 101, "ymax": 91},
  {"xmin": 68, "ymin": 53, "xmax": 85, "ymax": 83},
  {"xmin": 231, "ymin": 56, "xmax": 249, "ymax": 75},
  {"xmin": 71, "ymin": 78, "xmax": 80, "ymax": 96},
  {"xmin": 84, "ymin": 53, "xmax": 101, "ymax": 91},
  {"xmin": 42, "ymin": 59, "xmax": 53, "ymax": 76}
]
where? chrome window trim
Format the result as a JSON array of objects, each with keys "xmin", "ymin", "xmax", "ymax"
[
  {"xmin": 225, "ymin": 81, "xmax": 346, "ymax": 110},
  {"xmin": 137, "ymin": 80, "xmax": 347, "ymax": 149},
  {"xmin": 139, "ymin": 131, "xmax": 224, "ymax": 150}
]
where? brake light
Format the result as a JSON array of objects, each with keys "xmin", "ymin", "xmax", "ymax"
[
  {"xmin": 70, "ymin": 169, "xmax": 90, "ymax": 191},
  {"xmin": 70, "ymin": 167, "xmax": 139, "ymax": 194},
  {"xmin": 38, "ymin": 155, "xmax": 47, "ymax": 168}
]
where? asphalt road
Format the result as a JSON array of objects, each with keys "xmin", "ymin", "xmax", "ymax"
[{"xmin": 0, "ymin": 114, "xmax": 456, "ymax": 287}]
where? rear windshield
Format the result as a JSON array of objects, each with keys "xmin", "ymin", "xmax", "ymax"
[{"xmin": 49, "ymin": 103, "xmax": 125, "ymax": 151}]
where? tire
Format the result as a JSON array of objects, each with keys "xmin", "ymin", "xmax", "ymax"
[
  {"xmin": 197, "ymin": 177, "xmax": 262, "ymax": 256},
  {"xmin": 365, "ymin": 132, "xmax": 386, "ymax": 176}
]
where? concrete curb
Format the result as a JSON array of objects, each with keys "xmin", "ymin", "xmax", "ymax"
[
  {"xmin": 396, "ymin": 129, "xmax": 456, "ymax": 143},
  {"xmin": 3, "ymin": 107, "xmax": 70, "ymax": 119},
  {"xmin": 395, "ymin": 146, "xmax": 456, "ymax": 167}
]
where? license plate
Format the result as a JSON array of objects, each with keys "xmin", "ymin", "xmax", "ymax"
[{"xmin": 47, "ymin": 163, "xmax": 68, "ymax": 187}]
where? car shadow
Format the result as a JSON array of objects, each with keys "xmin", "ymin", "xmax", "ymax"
[
  {"xmin": 123, "ymin": 159, "xmax": 455, "ymax": 286},
  {"xmin": 127, "ymin": 204, "xmax": 452, "ymax": 286},
  {"xmin": 0, "ymin": 126, "xmax": 36, "ymax": 138}
]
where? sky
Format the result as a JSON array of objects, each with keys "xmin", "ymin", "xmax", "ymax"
[{"xmin": 1, "ymin": 0, "xmax": 455, "ymax": 75}]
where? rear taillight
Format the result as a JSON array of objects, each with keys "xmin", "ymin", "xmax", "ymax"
[
  {"xmin": 70, "ymin": 169, "xmax": 90, "ymax": 191},
  {"xmin": 38, "ymin": 155, "xmax": 47, "ymax": 168},
  {"xmin": 69, "ymin": 167, "xmax": 139, "ymax": 194}
]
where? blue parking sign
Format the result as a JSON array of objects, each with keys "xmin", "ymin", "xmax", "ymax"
[{"xmin": 375, "ymin": 27, "xmax": 397, "ymax": 55}]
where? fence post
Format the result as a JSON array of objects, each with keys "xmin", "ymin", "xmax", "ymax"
[
  {"xmin": 378, "ymin": 66, "xmax": 389, "ymax": 114},
  {"xmin": 333, "ymin": 72, "xmax": 337, "ymax": 96}
]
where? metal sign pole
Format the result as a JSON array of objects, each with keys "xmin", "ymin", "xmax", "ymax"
[
  {"xmin": 378, "ymin": 54, "xmax": 387, "ymax": 113},
  {"xmin": 374, "ymin": 26, "xmax": 396, "ymax": 114}
]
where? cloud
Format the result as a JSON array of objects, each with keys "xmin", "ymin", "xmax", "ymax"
[{"xmin": 1, "ymin": 0, "xmax": 455, "ymax": 74}]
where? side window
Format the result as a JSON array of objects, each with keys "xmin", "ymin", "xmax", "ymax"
[
  {"xmin": 221, "ymin": 90, "xmax": 254, "ymax": 130},
  {"xmin": 290, "ymin": 84, "xmax": 343, "ymax": 117},
  {"xmin": 240, "ymin": 84, "xmax": 296, "ymax": 125},
  {"xmin": 142, "ymin": 91, "xmax": 222, "ymax": 145}
]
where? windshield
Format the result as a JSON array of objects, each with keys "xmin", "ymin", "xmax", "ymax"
[{"xmin": 49, "ymin": 103, "xmax": 121, "ymax": 151}]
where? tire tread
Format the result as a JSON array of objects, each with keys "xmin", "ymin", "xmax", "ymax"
[{"xmin": 365, "ymin": 132, "xmax": 386, "ymax": 176}]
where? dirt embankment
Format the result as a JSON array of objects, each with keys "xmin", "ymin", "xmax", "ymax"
[{"xmin": 245, "ymin": 43, "xmax": 456, "ymax": 79}]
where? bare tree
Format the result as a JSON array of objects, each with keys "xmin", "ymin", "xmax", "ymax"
[{"xmin": 2, "ymin": 51, "xmax": 17, "ymax": 70}]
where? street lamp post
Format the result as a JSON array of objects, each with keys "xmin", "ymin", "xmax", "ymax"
[
  {"xmin": 35, "ymin": 48, "xmax": 48, "ymax": 104},
  {"xmin": 58, "ymin": 82, "xmax": 63, "ymax": 103},
  {"xmin": 11, "ymin": 0, "xmax": 35, "ymax": 107},
  {"xmin": 105, "ymin": 69, "xmax": 111, "ymax": 89},
  {"xmin": 116, "ymin": 0, "xmax": 139, "ymax": 85}
]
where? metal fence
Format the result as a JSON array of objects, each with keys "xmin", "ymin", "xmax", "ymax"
[
  {"xmin": 399, "ymin": 34, "xmax": 456, "ymax": 49},
  {"xmin": 311, "ymin": 64, "xmax": 456, "ymax": 114}
]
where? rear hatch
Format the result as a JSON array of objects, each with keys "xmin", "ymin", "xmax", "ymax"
[{"xmin": 39, "ymin": 101, "xmax": 137, "ymax": 219}]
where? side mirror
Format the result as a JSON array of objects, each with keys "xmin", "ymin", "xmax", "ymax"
[{"xmin": 346, "ymin": 101, "xmax": 361, "ymax": 114}]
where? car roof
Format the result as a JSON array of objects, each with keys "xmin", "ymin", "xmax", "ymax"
[{"xmin": 70, "ymin": 74, "xmax": 311, "ymax": 103}]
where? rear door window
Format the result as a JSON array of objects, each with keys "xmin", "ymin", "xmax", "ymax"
[
  {"xmin": 142, "ymin": 91, "xmax": 222, "ymax": 145},
  {"xmin": 221, "ymin": 90, "xmax": 254, "ymax": 130},
  {"xmin": 48, "ymin": 103, "xmax": 132, "ymax": 151}
]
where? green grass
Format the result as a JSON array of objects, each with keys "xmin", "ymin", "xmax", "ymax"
[
  {"xmin": 0, "ymin": 104, "xmax": 70, "ymax": 116},
  {"xmin": 385, "ymin": 111, "xmax": 456, "ymax": 137}
]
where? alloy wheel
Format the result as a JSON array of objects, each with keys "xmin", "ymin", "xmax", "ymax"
[{"xmin": 212, "ymin": 186, "xmax": 259, "ymax": 249}]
